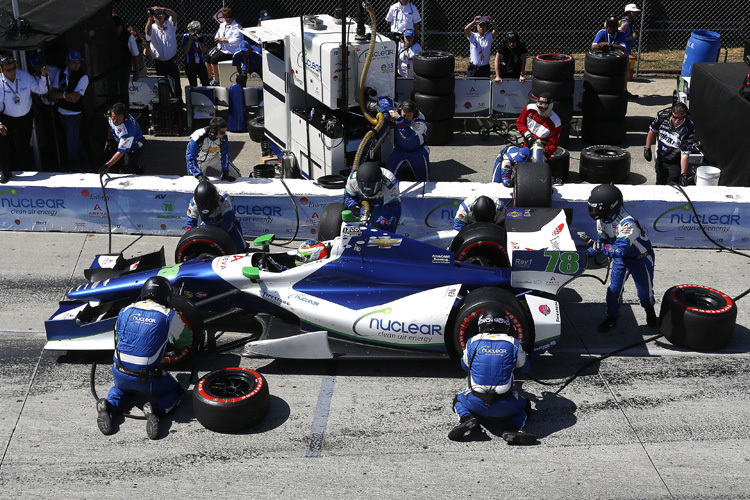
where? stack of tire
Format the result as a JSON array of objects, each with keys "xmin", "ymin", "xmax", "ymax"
[
  {"xmin": 531, "ymin": 54, "xmax": 575, "ymax": 148},
  {"xmin": 582, "ymin": 49, "xmax": 629, "ymax": 145},
  {"xmin": 412, "ymin": 51, "xmax": 455, "ymax": 146}
]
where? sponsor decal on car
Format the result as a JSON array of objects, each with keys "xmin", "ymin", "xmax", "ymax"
[{"xmin": 368, "ymin": 236, "xmax": 402, "ymax": 248}]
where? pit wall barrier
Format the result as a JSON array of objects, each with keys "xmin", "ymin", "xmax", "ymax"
[{"xmin": 1, "ymin": 172, "xmax": 749, "ymax": 249}]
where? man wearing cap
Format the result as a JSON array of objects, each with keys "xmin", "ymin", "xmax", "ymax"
[
  {"xmin": 464, "ymin": 16, "xmax": 498, "ymax": 78},
  {"xmin": 113, "ymin": 16, "xmax": 140, "ymax": 107},
  {"xmin": 592, "ymin": 16, "xmax": 627, "ymax": 52},
  {"xmin": 49, "ymin": 50, "xmax": 90, "ymax": 172},
  {"xmin": 494, "ymin": 31, "xmax": 528, "ymax": 83},
  {"xmin": 515, "ymin": 92, "xmax": 562, "ymax": 159},
  {"xmin": 397, "ymin": 29, "xmax": 422, "ymax": 78},
  {"xmin": 232, "ymin": 40, "xmax": 263, "ymax": 86},
  {"xmin": 181, "ymin": 21, "xmax": 210, "ymax": 87},
  {"xmin": 103, "ymin": 102, "xmax": 146, "ymax": 175},
  {"xmin": 0, "ymin": 56, "xmax": 50, "ymax": 182},
  {"xmin": 145, "ymin": 5, "xmax": 182, "ymax": 100},
  {"xmin": 385, "ymin": 0, "xmax": 421, "ymax": 39},
  {"xmin": 620, "ymin": 4, "xmax": 640, "ymax": 98}
]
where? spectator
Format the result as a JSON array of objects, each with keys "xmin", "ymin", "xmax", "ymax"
[
  {"xmin": 516, "ymin": 92, "xmax": 561, "ymax": 159},
  {"xmin": 592, "ymin": 15, "xmax": 626, "ymax": 52},
  {"xmin": 129, "ymin": 26, "xmax": 149, "ymax": 78},
  {"xmin": 181, "ymin": 20, "xmax": 210, "ymax": 87},
  {"xmin": 577, "ymin": 184, "xmax": 656, "ymax": 333},
  {"xmin": 490, "ymin": 145, "xmax": 530, "ymax": 186},
  {"xmin": 381, "ymin": 99, "xmax": 430, "ymax": 182},
  {"xmin": 464, "ymin": 16, "xmax": 498, "ymax": 78},
  {"xmin": 258, "ymin": 10, "xmax": 272, "ymax": 26},
  {"xmin": 27, "ymin": 54, "xmax": 60, "ymax": 171},
  {"xmin": 186, "ymin": 117, "xmax": 233, "ymax": 181},
  {"xmin": 619, "ymin": 4, "xmax": 640, "ymax": 55},
  {"xmin": 448, "ymin": 307, "xmax": 536, "ymax": 445},
  {"xmin": 494, "ymin": 31, "xmax": 528, "ymax": 83},
  {"xmin": 643, "ymin": 102, "xmax": 694, "ymax": 185},
  {"xmin": 113, "ymin": 16, "xmax": 140, "ymax": 107},
  {"xmin": 145, "ymin": 6, "xmax": 182, "ymax": 100},
  {"xmin": 207, "ymin": 7, "xmax": 243, "ymax": 86},
  {"xmin": 0, "ymin": 56, "xmax": 49, "ymax": 183},
  {"xmin": 453, "ymin": 194, "xmax": 507, "ymax": 231},
  {"xmin": 96, "ymin": 276, "xmax": 191, "ymax": 439},
  {"xmin": 103, "ymin": 102, "xmax": 146, "ymax": 175},
  {"xmin": 48, "ymin": 50, "xmax": 90, "ymax": 173},
  {"xmin": 385, "ymin": 0, "xmax": 421, "ymax": 39},
  {"xmin": 397, "ymin": 29, "xmax": 422, "ymax": 78},
  {"xmin": 344, "ymin": 161, "xmax": 402, "ymax": 233},
  {"xmin": 232, "ymin": 40, "xmax": 263, "ymax": 86},
  {"xmin": 185, "ymin": 179, "xmax": 246, "ymax": 253}
]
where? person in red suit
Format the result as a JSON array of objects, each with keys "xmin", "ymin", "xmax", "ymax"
[{"xmin": 515, "ymin": 92, "xmax": 561, "ymax": 160}]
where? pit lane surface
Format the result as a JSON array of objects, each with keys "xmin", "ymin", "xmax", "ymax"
[{"xmin": 1, "ymin": 231, "xmax": 749, "ymax": 499}]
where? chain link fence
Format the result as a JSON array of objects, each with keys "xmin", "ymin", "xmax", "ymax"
[{"xmin": 114, "ymin": 0, "xmax": 748, "ymax": 75}]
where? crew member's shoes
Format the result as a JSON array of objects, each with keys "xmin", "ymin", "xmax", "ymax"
[
  {"xmin": 597, "ymin": 316, "xmax": 618, "ymax": 333},
  {"xmin": 96, "ymin": 398, "xmax": 113, "ymax": 435},
  {"xmin": 0, "ymin": 172, "xmax": 10, "ymax": 184},
  {"xmin": 502, "ymin": 426, "xmax": 537, "ymax": 445},
  {"xmin": 221, "ymin": 171, "xmax": 236, "ymax": 182},
  {"xmin": 645, "ymin": 306, "xmax": 658, "ymax": 327},
  {"xmin": 143, "ymin": 402, "xmax": 160, "ymax": 440},
  {"xmin": 209, "ymin": 79, "xmax": 219, "ymax": 86},
  {"xmin": 448, "ymin": 415, "xmax": 478, "ymax": 441}
]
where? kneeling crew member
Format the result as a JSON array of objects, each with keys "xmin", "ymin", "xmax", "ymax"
[
  {"xmin": 344, "ymin": 161, "xmax": 402, "ymax": 232},
  {"xmin": 186, "ymin": 117, "xmax": 233, "ymax": 181},
  {"xmin": 453, "ymin": 194, "xmax": 507, "ymax": 231},
  {"xmin": 185, "ymin": 179, "xmax": 246, "ymax": 253}
]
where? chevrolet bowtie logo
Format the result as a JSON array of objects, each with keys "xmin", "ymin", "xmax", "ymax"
[{"xmin": 368, "ymin": 236, "xmax": 402, "ymax": 248}]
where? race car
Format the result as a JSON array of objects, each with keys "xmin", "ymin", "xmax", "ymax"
[{"xmin": 45, "ymin": 208, "xmax": 586, "ymax": 360}]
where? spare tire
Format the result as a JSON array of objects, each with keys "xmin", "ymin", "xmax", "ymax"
[
  {"xmin": 414, "ymin": 92, "xmax": 455, "ymax": 121},
  {"xmin": 425, "ymin": 119, "xmax": 454, "ymax": 146},
  {"xmin": 450, "ymin": 222, "xmax": 510, "ymax": 268},
  {"xmin": 581, "ymin": 116, "xmax": 627, "ymax": 145},
  {"xmin": 248, "ymin": 117, "xmax": 265, "ymax": 143},
  {"xmin": 660, "ymin": 284, "xmax": 737, "ymax": 351},
  {"xmin": 414, "ymin": 74, "xmax": 455, "ymax": 96},
  {"xmin": 162, "ymin": 295, "xmax": 204, "ymax": 367},
  {"xmin": 532, "ymin": 53, "xmax": 575, "ymax": 81},
  {"xmin": 585, "ymin": 49, "xmax": 629, "ymax": 77},
  {"xmin": 318, "ymin": 202, "xmax": 345, "ymax": 241},
  {"xmin": 583, "ymin": 72, "xmax": 627, "ymax": 95},
  {"xmin": 175, "ymin": 225, "xmax": 237, "ymax": 263},
  {"xmin": 579, "ymin": 144, "xmax": 631, "ymax": 183},
  {"xmin": 547, "ymin": 147, "xmax": 570, "ymax": 182},
  {"xmin": 582, "ymin": 90, "xmax": 628, "ymax": 118},
  {"xmin": 413, "ymin": 50, "xmax": 455, "ymax": 78},
  {"xmin": 531, "ymin": 78, "xmax": 575, "ymax": 101},
  {"xmin": 514, "ymin": 162, "xmax": 552, "ymax": 208},
  {"xmin": 193, "ymin": 367, "xmax": 270, "ymax": 433}
]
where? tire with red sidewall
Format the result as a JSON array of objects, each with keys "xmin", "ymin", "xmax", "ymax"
[
  {"xmin": 660, "ymin": 284, "xmax": 737, "ymax": 351},
  {"xmin": 451, "ymin": 222, "xmax": 510, "ymax": 269},
  {"xmin": 450, "ymin": 287, "xmax": 533, "ymax": 357},
  {"xmin": 193, "ymin": 367, "xmax": 271, "ymax": 433},
  {"xmin": 532, "ymin": 53, "xmax": 575, "ymax": 81},
  {"xmin": 161, "ymin": 295, "xmax": 204, "ymax": 368},
  {"xmin": 175, "ymin": 225, "xmax": 237, "ymax": 263}
]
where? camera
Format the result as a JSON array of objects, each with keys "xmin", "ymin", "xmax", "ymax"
[
  {"xmin": 147, "ymin": 7, "xmax": 155, "ymax": 16},
  {"xmin": 480, "ymin": 16, "xmax": 489, "ymax": 23}
]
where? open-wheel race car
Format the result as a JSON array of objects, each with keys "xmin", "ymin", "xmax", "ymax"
[{"xmin": 45, "ymin": 208, "xmax": 586, "ymax": 360}]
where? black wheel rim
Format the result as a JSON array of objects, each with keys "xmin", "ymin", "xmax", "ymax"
[
  {"xmin": 206, "ymin": 373, "xmax": 257, "ymax": 399},
  {"xmin": 683, "ymin": 292, "xmax": 720, "ymax": 310}
]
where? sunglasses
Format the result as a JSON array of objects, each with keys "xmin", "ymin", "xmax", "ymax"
[
  {"xmin": 154, "ymin": 13, "xmax": 165, "ymax": 17},
  {"xmin": 671, "ymin": 114, "xmax": 686, "ymax": 121},
  {"xmin": 2, "ymin": 66, "xmax": 17, "ymax": 72}
]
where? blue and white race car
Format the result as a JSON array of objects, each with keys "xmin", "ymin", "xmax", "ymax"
[{"xmin": 45, "ymin": 208, "xmax": 586, "ymax": 360}]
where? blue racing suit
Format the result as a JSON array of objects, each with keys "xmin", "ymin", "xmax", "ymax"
[
  {"xmin": 386, "ymin": 111, "xmax": 430, "ymax": 182},
  {"xmin": 186, "ymin": 127, "xmax": 230, "ymax": 178},
  {"xmin": 454, "ymin": 332, "xmax": 530, "ymax": 428},
  {"xmin": 453, "ymin": 193, "xmax": 508, "ymax": 231},
  {"xmin": 490, "ymin": 145, "xmax": 530, "ymax": 186},
  {"xmin": 590, "ymin": 208, "xmax": 655, "ymax": 318},
  {"xmin": 107, "ymin": 299, "xmax": 192, "ymax": 415},
  {"xmin": 185, "ymin": 191, "xmax": 246, "ymax": 252},
  {"xmin": 344, "ymin": 168, "xmax": 401, "ymax": 232}
]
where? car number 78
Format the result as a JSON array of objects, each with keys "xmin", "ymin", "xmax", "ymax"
[{"xmin": 543, "ymin": 251, "xmax": 580, "ymax": 274}]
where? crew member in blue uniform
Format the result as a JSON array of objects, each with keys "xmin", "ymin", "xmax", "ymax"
[
  {"xmin": 453, "ymin": 194, "xmax": 507, "ymax": 231},
  {"xmin": 102, "ymin": 102, "xmax": 146, "ymax": 174},
  {"xmin": 344, "ymin": 161, "xmax": 401, "ymax": 232},
  {"xmin": 490, "ymin": 145, "xmax": 530, "ymax": 186},
  {"xmin": 185, "ymin": 179, "xmax": 245, "ymax": 253},
  {"xmin": 185, "ymin": 117, "xmax": 232, "ymax": 181},
  {"xmin": 380, "ymin": 99, "xmax": 430, "ymax": 182}
]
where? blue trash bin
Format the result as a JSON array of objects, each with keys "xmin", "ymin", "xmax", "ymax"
[{"xmin": 681, "ymin": 30, "xmax": 721, "ymax": 78}]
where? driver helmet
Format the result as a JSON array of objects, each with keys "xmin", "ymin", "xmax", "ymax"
[
  {"xmin": 472, "ymin": 196, "xmax": 496, "ymax": 223},
  {"xmin": 140, "ymin": 276, "xmax": 173, "ymax": 306},
  {"xmin": 478, "ymin": 307, "xmax": 511, "ymax": 334},
  {"xmin": 296, "ymin": 240, "xmax": 329, "ymax": 265},
  {"xmin": 194, "ymin": 180, "xmax": 219, "ymax": 216},
  {"xmin": 588, "ymin": 184, "xmax": 623, "ymax": 220},
  {"xmin": 356, "ymin": 162, "xmax": 383, "ymax": 197}
]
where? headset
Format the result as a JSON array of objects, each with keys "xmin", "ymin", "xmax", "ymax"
[
  {"xmin": 0, "ymin": 56, "xmax": 17, "ymax": 69},
  {"xmin": 207, "ymin": 117, "xmax": 227, "ymax": 141}
]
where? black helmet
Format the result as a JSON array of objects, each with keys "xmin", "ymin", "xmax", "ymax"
[
  {"xmin": 478, "ymin": 307, "xmax": 511, "ymax": 334},
  {"xmin": 356, "ymin": 162, "xmax": 383, "ymax": 197},
  {"xmin": 140, "ymin": 276, "xmax": 172, "ymax": 306},
  {"xmin": 588, "ymin": 184, "xmax": 623, "ymax": 220},
  {"xmin": 472, "ymin": 196, "xmax": 496, "ymax": 223},
  {"xmin": 194, "ymin": 180, "xmax": 219, "ymax": 216}
]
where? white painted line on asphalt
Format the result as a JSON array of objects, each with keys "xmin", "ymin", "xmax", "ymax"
[{"xmin": 305, "ymin": 374, "xmax": 336, "ymax": 458}]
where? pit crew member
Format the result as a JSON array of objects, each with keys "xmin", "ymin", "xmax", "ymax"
[
  {"xmin": 185, "ymin": 179, "xmax": 246, "ymax": 253},
  {"xmin": 490, "ymin": 145, "xmax": 530, "ymax": 186},
  {"xmin": 186, "ymin": 117, "xmax": 233, "ymax": 181},
  {"xmin": 449, "ymin": 307, "xmax": 536, "ymax": 445},
  {"xmin": 515, "ymin": 92, "xmax": 561, "ymax": 159},
  {"xmin": 453, "ymin": 194, "xmax": 507, "ymax": 231},
  {"xmin": 96, "ymin": 276, "xmax": 192, "ymax": 440},
  {"xmin": 344, "ymin": 161, "xmax": 401, "ymax": 232},
  {"xmin": 643, "ymin": 102, "xmax": 695, "ymax": 186},
  {"xmin": 381, "ymin": 98, "xmax": 430, "ymax": 182},
  {"xmin": 577, "ymin": 184, "xmax": 656, "ymax": 333},
  {"xmin": 102, "ymin": 102, "xmax": 146, "ymax": 174}
]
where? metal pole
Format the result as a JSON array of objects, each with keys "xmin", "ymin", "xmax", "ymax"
[
  {"xmin": 635, "ymin": 0, "xmax": 646, "ymax": 77},
  {"xmin": 420, "ymin": 0, "xmax": 425, "ymax": 48}
]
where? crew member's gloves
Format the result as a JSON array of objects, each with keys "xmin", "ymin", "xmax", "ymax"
[
  {"xmin": 388, "ymin": 109, "xmax": 399, "ymax": 121},
  {"xmin": 360, "ymin": 209, "xmax": 372, "ymax": 226},
  {"xmin": 577, "ymin": 231, "xmax": 601, "ymax": 252},
  {"xmin": 643, "ymin": 147, "xmax": 652, "ymax": 162},
  {"xmin": 576, "ymin": 231, "xmax": 592, "ymax": 245},
  {"xmin": 523, "ymin": 132, "xmax": 533, "ymax": 144},
  {"xmin": 98, "ymin": 164, "xmax": 110, "ymax": 175},
  {"xmin": 221, "ymin": 171, "xmax": 236, "ymax": 182},
  {"xmin": 679, "ymin": 172, "xmax": 691, "ymax": 186}
]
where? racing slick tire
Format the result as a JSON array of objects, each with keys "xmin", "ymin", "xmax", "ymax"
[
  {"xmin": 193, "ymin": 367, "xmax": 270, "ymax": 433},
  {"xmin": 585, "ymin": 49, "xmax": 629, "ymax": 77},
  {"xmin": 531, "ymin": 77, "xmax": 575, "ymax": 101},
  {"xmin": 582, "ymin": 90, "xmax": 628, "ymax": 117},
  {"xmin": 581, "ymin": 116, "xmax": 627, "ymax": 145},
  {"xmin": 248, "ymin": 117, "xmax": 265, "ymax": 143},
  {"xmin": 413, "ymin": 50, "xmax": 455, "ymax": 78},
  {"xmin": 532, "ymin": 53, "xmax": 575, "ymax": 81},
  {"xmin": 450, "ymin": 287, "xmax": 534, "ymax": 356},
  {"xmin": 450, "ymin": 222, "xmax": 510, "ymax": 268},
  {"xmin": 547, "ymin": 147, "xmax": 570, "ymax": 182},
  {"xmin": 583, "ymin": 71, "xmax": 627, "ymax": 95},
  {"xmin": 426, "ymin": 119, "xmax": 454, "ymax": 146},
  {"xmin": 414, "ymin": 92, "xmax": 455, "ymax": 121},
  {"xmin": 175, "ymin": 225, "xmax": 237, "ymax": 263},
  {"xmin": 579, "ymin": 144, "xmax": 631, "ymax": 183},
  {"xmin": 318, "ymin": 202, "xmax": 346, "ymax": 241},
  {"xmin": 514, "ymin": 162, "xmax": 553, "ymax": 208},
  {"xmin": 659, "ymin": 285, "xmax": 737, "ymax": 351},
  {"xmin": 413, "ymin": 74, "xmax": 455, "ymax": 96},
  {"xmin": 162, "ymin": 295, "xmax": 205, "ymax": 367}
]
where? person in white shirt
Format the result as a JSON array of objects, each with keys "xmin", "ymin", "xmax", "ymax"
[
  {"xmin": 49, "ymin": 50, "xmax": 90, "ymax": 172},
  {"xmin": 0, "ymin": 56, "xmax": 49, "ymax": 182},
  {"xmin": 385, "ymin": 0, "xmax": 421, "ymax": 39},
  {"xmin": 464, "ymin": 16, "xmax": 498, "ymax": 77},
  {"xmin": 397, "ymin": 29, "xmax": 422, "ymax": 78},
  {"xmin": 145, "ymin": 6, "xmax": 182, "ymax": 100},
  {"xmin": 207, "ymin": 7, "xmax": 243, "ymax": 86}
]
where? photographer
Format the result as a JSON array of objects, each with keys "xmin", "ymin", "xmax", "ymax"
[
  {"xmin": 181, "ymin": 20, "xmax": 210, "ymax": 87},
  {"xmin": 464, "ymin": 16, "xmax": 498, "ymax": 78},
  {"xmin": 145, "ymin": 5, "xmax": 182, "ymax": 100}
]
